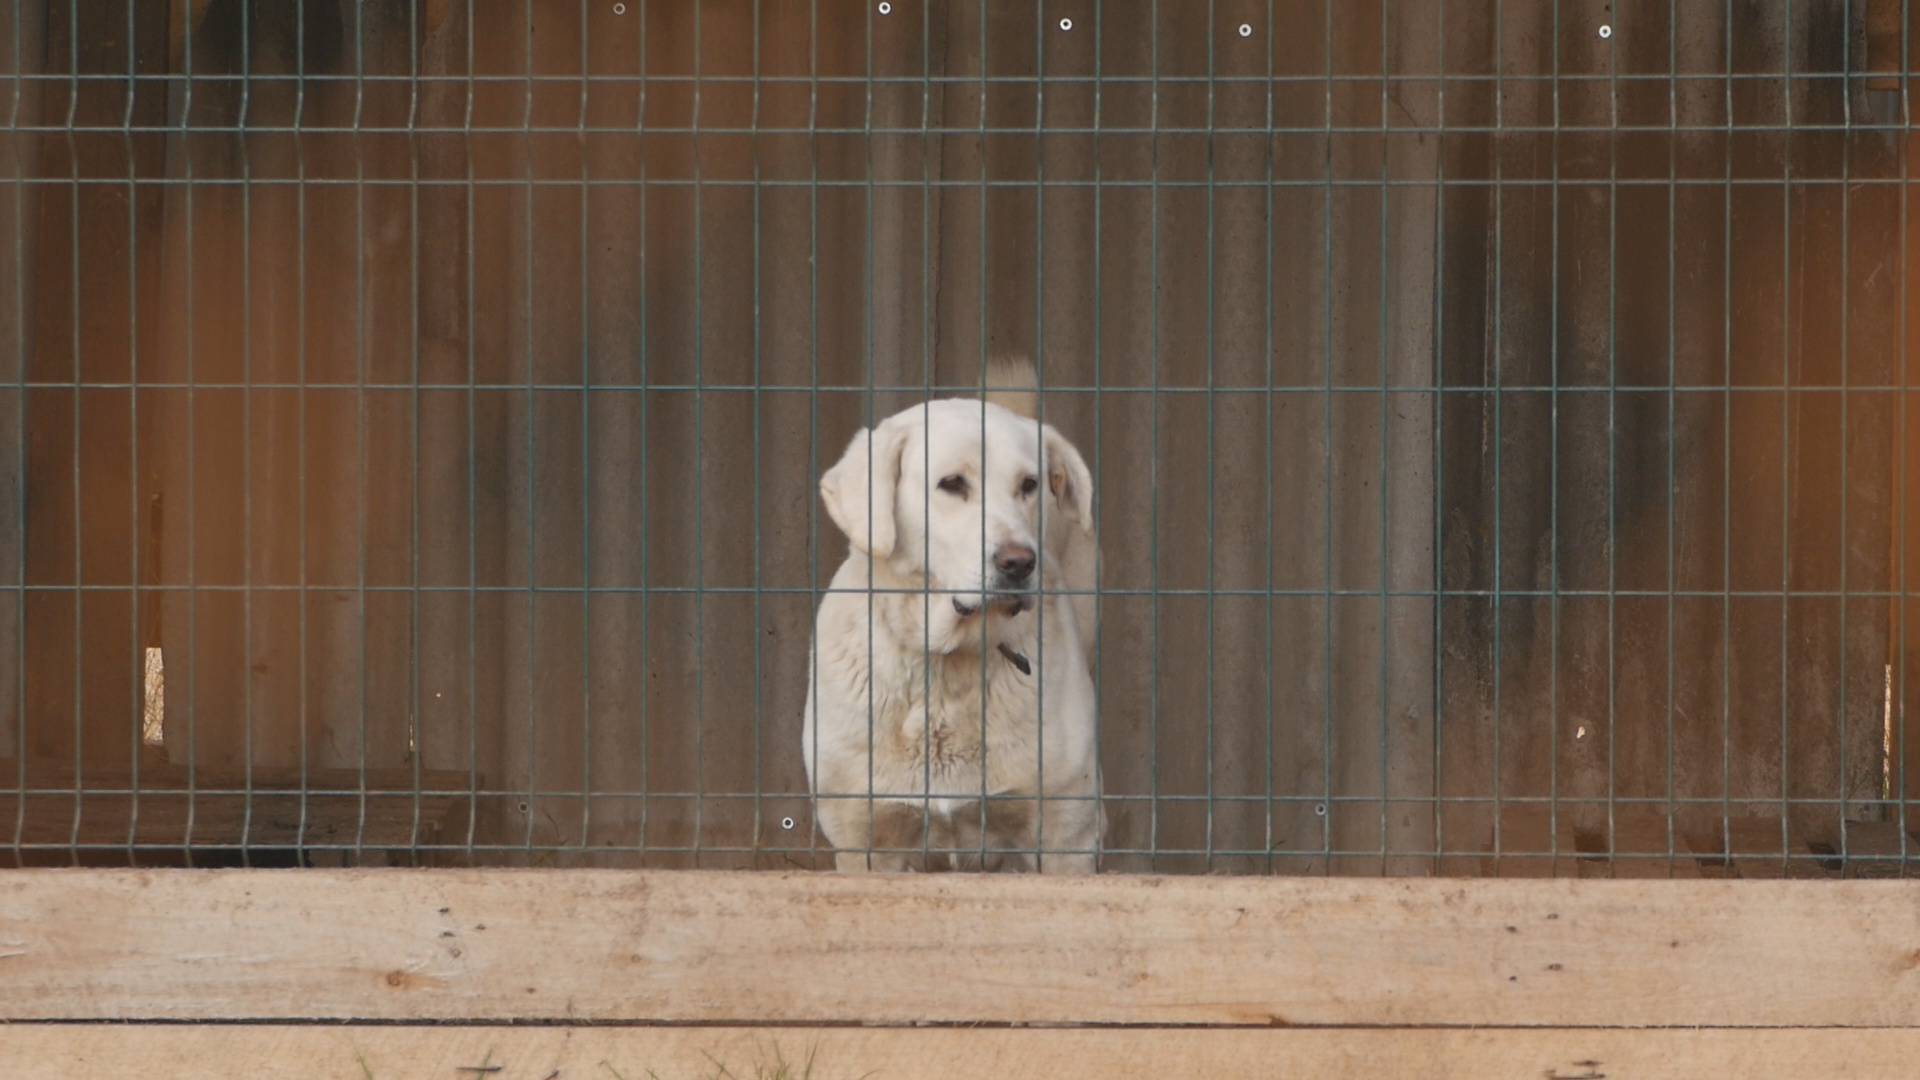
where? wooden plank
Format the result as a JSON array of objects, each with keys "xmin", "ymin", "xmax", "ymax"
[
  {"xmin": 8, "ymin": 1024, "xmax": 1920, "ymax": 1080},
  {"xmin": 4, "ymin": 870, "xmax": 1920, "ymax": 1027}
]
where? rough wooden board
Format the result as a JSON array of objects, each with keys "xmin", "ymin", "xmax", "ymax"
[
  {"xmin": 8, "ymin": 1024, "xmax": 1920, "ymax": 1080},
  {"xmin": 5, "ymin": 870, "xmax": 1920, "ymax": 1027}
]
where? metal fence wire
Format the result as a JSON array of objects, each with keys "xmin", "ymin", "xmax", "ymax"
[{"xmin": 2, "ymin": 0, "xmax": 1916, "ymax": 877}]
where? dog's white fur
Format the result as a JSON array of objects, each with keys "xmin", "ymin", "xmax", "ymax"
[{"xmin": 803, "ymin": 360, "xmax": 1104, "ymax": 872}]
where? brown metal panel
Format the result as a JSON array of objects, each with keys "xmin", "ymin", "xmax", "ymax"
[
  {"xmin": 0, "ymin": 0, "xmax": 37, "ymax": 765},
  {"xmin": 24, "ymin": 0, "xmax": 168, "ymax": 780}
]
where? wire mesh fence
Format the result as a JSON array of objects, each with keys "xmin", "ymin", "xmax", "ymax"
[{"xmin": 1, "ymin": 0, "xmax": 1915, "ymax": 876}]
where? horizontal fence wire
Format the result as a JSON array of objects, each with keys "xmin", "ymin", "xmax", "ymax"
[{"xmin": 0, "ymin": 0, "xmax": 1915, "ymax": 878}]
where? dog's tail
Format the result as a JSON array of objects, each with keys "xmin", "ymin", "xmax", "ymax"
[{"xmin": 984, "ymin": 356, "xmax": 1039, "ymax": 419}]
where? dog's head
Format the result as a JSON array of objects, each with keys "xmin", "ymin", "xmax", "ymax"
[{"xmin": 821, "ymin": 398, "xmax": 1093, "ymax": 621}]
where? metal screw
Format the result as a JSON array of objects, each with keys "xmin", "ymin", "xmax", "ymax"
[
  {"xmin": 1059, "ymin": 17, "xmax": 1073, "ymax": 30},
  {"xmin": 1238, "ymin": 23, "xmax": 1252, "ymax": 37},
  {"xmin": 1597, "ymin": 24, "xmax": 1611, "ymax": 38},
  {"xmin": 877, "ymin": 1, "xmax": 890, "ymax": 12},
  {"xmin": 1314, "ymin": 803, "xmax": 1327, "ymax": 817},
  {"xmin": 780, "ymin": 817, "xmax": 795, "ymax": 830}
]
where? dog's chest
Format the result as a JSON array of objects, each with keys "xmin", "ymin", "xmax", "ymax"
[{"xmin": 884, "ymin": 653, "xmax": 1038, "ymax": 778}]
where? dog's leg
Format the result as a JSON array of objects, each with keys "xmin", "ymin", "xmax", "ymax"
[
  {"xmin": 1036, "ymin": 850, "xmax": 1097, "ymax": 875},
  {"xmin": 973, "ymin": 793, "xmax": 1038, "ymax": 873},
  {"xmin": 979, "ymin": 786, "xmax": 1100, "ymax": 874},
  {"xmin": 820, "ymin": 797, "xmax": 923, "ymax": 872},
  {"xmin": 943, "ymin": 805, "xmax": 1004, "ymax": 873},
  {"xmin": 1032, "ymin": 789, "xmax": 1101, "ymax": 875}
]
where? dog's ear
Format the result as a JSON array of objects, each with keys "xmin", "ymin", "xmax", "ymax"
[
  {"xmin": 820, "ymin": 418, "xmax": 909, "ymax": 558},
  {"xmin": 1042, "ymin": 424, "xmax": 1095, "ymax": 534}
]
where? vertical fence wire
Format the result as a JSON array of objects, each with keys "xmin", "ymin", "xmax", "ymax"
[
  {"xmin": 8, "ymin": 0, "xmax": 24, "ymax": 858},
  {"xmin": 59, "ymin": 0, "xmax": 76, "ymax": 860},
  {"xmin": 1431, "ymin": 0, "xmax": 1450, "ymax": 869},
  {"xmin": 294, "ymin": 0, "xmax": 311, "ymax": 863},
  {"xmin": 404, "ymin": 7, "xmax": 432, "ymax": 850},
  {"xmin": 802, "ymin": 0, "xmax": 819, "ymax": 866},
  {"xmin": 574, "ymin": 0, "xmax": 590, "ymax": 861},
  {"xmin": 518, "ymin": 0, "xmax": 535, "ymax": 858},
  {"xmin": 463, "ymin": 0, "xmax": 481, "ymax": 861},
  {"xmin": 119, "ymin": 0, "xmax": 137, "ymax": 864},
  {"xmin": 1603, "ymin": 0, "xmax": 1618, "ymax": 876},
  {"xmin": 1720, "ymin": 0, "xmax": 1736, "ymax": 877},
  {"xmin": 1033, "ymin": 0, "xmax": 1050, "ymax": 868},
  {"xmin": 1546, "ymin": 0, "xmax": 1562, "ymax": 878},
  {"xmin": 1092, "ymin": 0, "xmax": 1107, "ymax": 872},
  {"xmin": 1375, "ymin": 0, "xmax": 1392, "ymax": 874},
  {"xmin": 690, "ymin": 0, "xmax": 707, "ymax": 867},
  {"xmin": 1317, "ymin": 0, "xmax": 1333, "ymax": 874},
  {"xmin": 1490, "ymin": 0, "xmax": 1510, "ymax": 872},
  {"xmin": 750, "ymin": 0, "xmax": 764, "ymax": 867},
  {"xmin": 1202, "ymin": 0, "xmax": 1217, "ymax": 873},
  {"xmin": 1779, "ymin": 0, "xmax": 1795, "ymax": 871},
  {"xmin": 1838, "ymin": 0, "xmax": 1852, "ymax": 859},
  {"xmin": 1149, "ymin": 0, "xmax": 1164, "ymax": 871},
  {"xmin": 1261, "ymin": 0, "xmax": 1276, "ymax": 875},
  {"xmin": 1899, "ymin": 0, "xmax": 1911, "ymax": 866},
  {"xmin": 352, "ymin": 0, "xmax": 369, "ymax": 861},
  {"xmin": 1664, "ymin": 0, "xmax": 1679, "ymax": 874},
  {"xmin": 635, "ymin": 0, "xmax": 652, "ymax": 864}
]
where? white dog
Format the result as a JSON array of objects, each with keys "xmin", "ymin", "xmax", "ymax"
[{"xmin": 803, "ymin": 360, "xmax": 1104, "ymax": 872}]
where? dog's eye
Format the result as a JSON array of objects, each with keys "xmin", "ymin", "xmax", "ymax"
[
  {"xmin": 1019, "ymin": 476, "xmax": 1039, "ymax": 497},
  {"xmin": 937, "ymin": 474, "xmax": 969, "ymax": 498}
]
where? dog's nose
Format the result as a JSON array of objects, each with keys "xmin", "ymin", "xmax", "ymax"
[{"xmin": 994, "ymin": 543, "xmax": 1036, "ymax": 582}]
